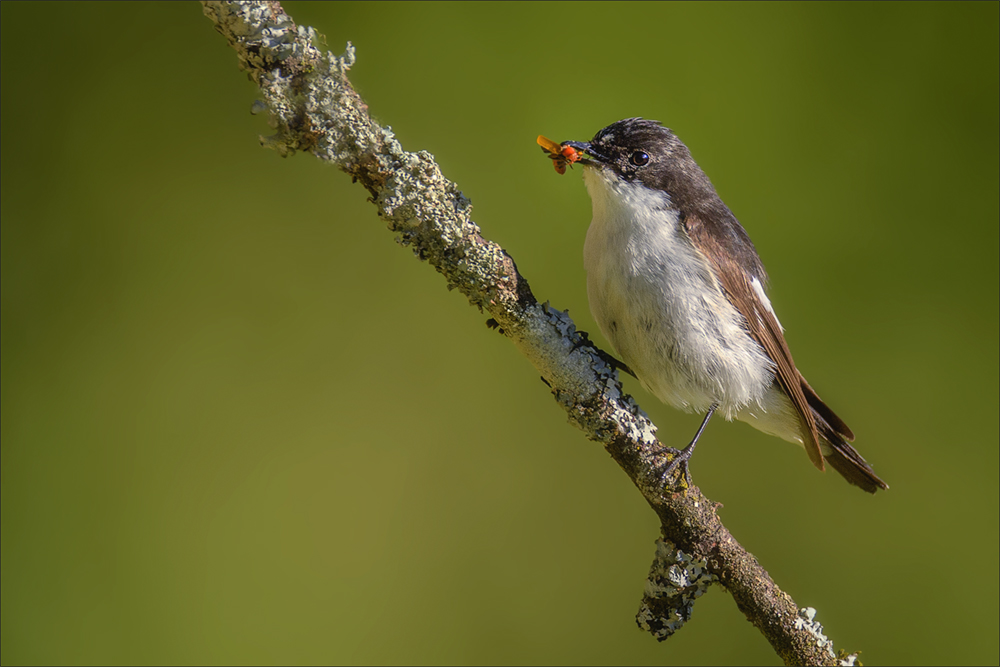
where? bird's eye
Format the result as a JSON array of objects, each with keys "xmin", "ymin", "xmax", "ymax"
[{"xmin": 629, "ymin": 151, "xmax": 649, "ymax": 167}]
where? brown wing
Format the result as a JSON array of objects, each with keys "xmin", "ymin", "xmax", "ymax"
[{"xmin": 684, "ymin": 215, "xmax": 825, "ymax": 470}]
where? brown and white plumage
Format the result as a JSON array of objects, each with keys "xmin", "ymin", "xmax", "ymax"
[{"xmin": 569, "ymin": 118, "xmax": 887, "ymax": 493}]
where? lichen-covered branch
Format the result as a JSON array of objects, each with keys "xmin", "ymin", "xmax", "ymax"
[{"xmin": 201, "ymin": 3, "xmax": 858, "ymax": 664}]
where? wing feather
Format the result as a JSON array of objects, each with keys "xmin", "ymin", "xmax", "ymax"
[{"xmin": 684, "ymin": 214, "xmax": 825, "ymax": 470}]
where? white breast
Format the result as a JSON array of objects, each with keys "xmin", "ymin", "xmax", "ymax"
[{"xmin": 581, "ymin": 167, "xmax": 775, "ymax": 418}]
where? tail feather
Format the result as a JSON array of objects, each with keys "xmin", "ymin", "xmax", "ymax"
[
  {"xmin": 801, "ymin": 376, "xmax": 887, "ymax": 493},
  {"xmin": 802, "ymin": 376, "xmax": 854, "ymax": 441},
  {"xmin": 816, "ymin": 414, "xmax": 889, "ymax": 493}
]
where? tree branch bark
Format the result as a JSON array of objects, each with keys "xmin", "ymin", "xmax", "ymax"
[{"xmin": 201, "ymin": 3, "xmax": 858, "ymax": 664}]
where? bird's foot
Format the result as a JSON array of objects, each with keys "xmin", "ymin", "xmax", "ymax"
[{"xmin": 650, "ymin": 443, "xmax": 696, "ymax": 490}]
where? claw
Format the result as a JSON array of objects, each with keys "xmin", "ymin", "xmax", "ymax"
[{"xmin": 650, "ymin": 404, "xmax": 718, "ymax": 491}]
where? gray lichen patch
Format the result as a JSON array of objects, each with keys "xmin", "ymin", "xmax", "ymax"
[
  {"xmin": 636, "ymin": 538, "xmax": 718, "ymax": 641},
  {"xmin": 794, "ymin": 606, "xmax": 849, "ymax": 662}
]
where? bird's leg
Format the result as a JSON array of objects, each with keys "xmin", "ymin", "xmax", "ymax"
[{"xmin": 658, "ymin": 404, "xmax": 718, "ymax": 487}]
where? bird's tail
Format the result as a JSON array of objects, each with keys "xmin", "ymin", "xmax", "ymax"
[
  {"xmin": 821, "ymin": 427, "xmax": 889, "ymax": 493},
  {"xmin": 803, "ymin": 379, "xmax": 889, "ymax": 493}
]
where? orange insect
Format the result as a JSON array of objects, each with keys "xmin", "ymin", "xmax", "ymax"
[{"xmin": 537, "ymin": 135, "xmax": 582, "ymax": 175}]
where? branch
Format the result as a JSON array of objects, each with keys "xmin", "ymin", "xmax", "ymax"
[{"xmin": 201, "ymin": 3, "xmax": 858, "ymax": 664}]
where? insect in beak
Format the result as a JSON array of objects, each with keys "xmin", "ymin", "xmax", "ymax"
[{"xmin": 537, "ymin": 135, "xmax": 582, "ymax": 175}]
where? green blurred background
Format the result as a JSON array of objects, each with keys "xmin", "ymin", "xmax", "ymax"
[{"xmin": 2, "ymin": 2, "xmax": 997, "ymax": 665}]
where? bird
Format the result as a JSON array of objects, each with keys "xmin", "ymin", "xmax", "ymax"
[{"xmin": 556, "ymin": 118, "xmax": 887, "ymax": 493}]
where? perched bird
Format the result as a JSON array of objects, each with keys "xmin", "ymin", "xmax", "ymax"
[{"xmin": 558, "ymin": 118, "xmax": 887, "ymax": 493}]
